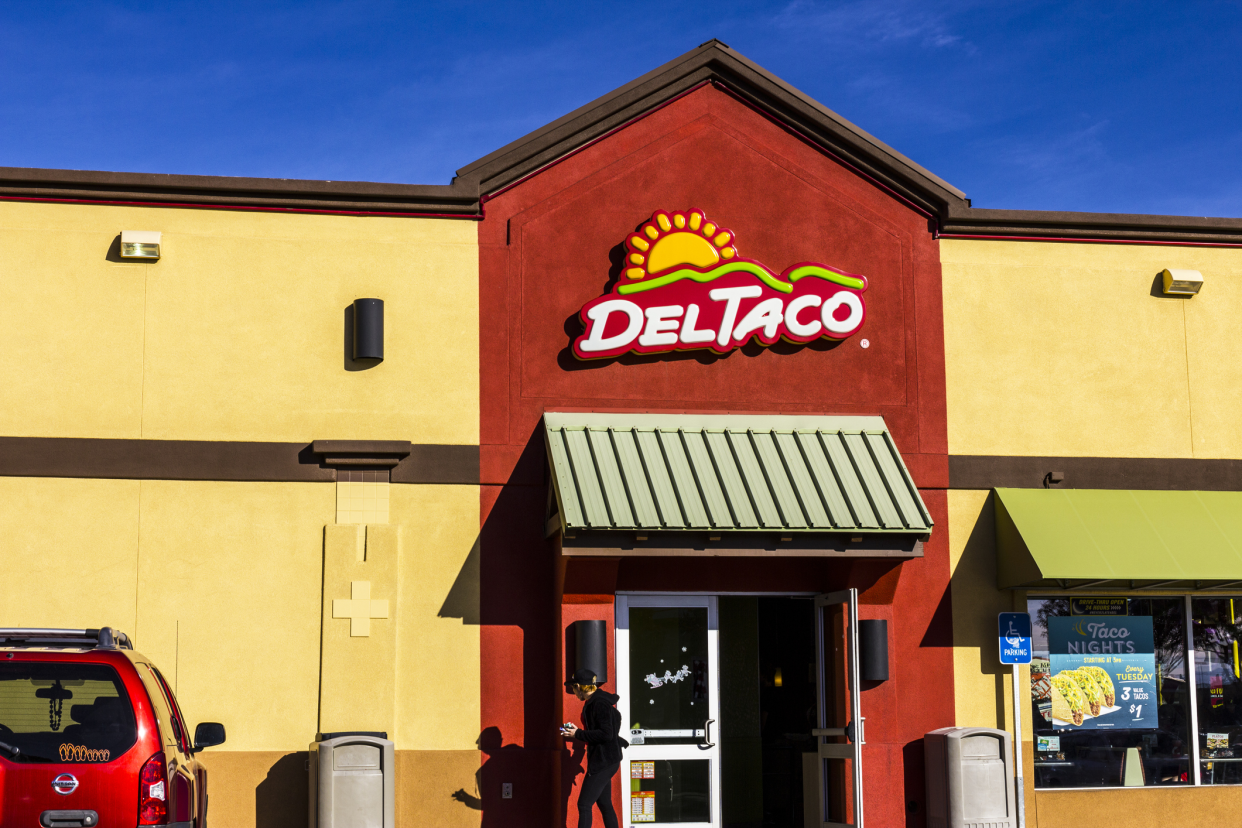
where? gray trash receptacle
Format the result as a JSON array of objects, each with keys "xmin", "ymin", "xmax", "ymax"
[
  {"xmin": 924, "ymin": 726, "xmax": 1014, "ymax": 828},
  {"xmin": 309, "ymin": 731, "xmax": 394, "ymax": 828}
]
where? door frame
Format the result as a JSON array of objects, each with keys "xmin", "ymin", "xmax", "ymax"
[
  {"xmin": 814, "ymin": 588, "xmax": 864, "ymax": 828},
  {"xmin": 616, "ymin": 594, "xmax": 722, "ymax": 828}
]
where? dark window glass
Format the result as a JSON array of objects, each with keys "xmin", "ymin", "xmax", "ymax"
[
  {"xmin": 629, "ymin": 759, "xmax": 710, "ymax": 823},
  {"xmin": 628, "ymin": 608, "xmax": 709, "ymax": 746},
  {"xmin": 151, "ymin": 667, "xmax": 190, "ymax": 754},
  {"xmin": 1029, "ymin": 597, "xmax": 1191, "ymax": 788},
  {"xmin": 0, "ymin": 663, "xmax": 137, "ymax": 764},
  {"xmin": 1191, "ymin": 597, "xmax": 1242, "ymax": 784}
]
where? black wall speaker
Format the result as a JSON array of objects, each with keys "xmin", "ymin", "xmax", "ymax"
[
  {"xmin": 859, "ymin": 619, "xmax": 889, "ymax": 682},
  {"xmin": 572, "ymin": 619, "xmax": 608, "ymax": 683},
  {"xmin": 353, "ymin": 298, "xmax": 384, "ymax": 361}
]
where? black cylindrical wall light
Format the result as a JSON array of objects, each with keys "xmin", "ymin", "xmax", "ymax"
[
  {"xmin": 572, "ymin": 619, "xmax": 608, "ymax": 683},
  {"xmin": 352, "ymin": 298, "xmax": 384, "ymax": 361},
  {"xmin": 859, "ymin": 619, "xmax": 889, "ymax": 682}
]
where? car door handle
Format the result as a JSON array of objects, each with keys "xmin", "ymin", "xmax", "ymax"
[
  {"xmin": 699, "ymin": 718, "xmax": 716, "ymax": 750},
  {"xmin": 40, "ymin": 811, "xmax": 98, "ymax": 828}
]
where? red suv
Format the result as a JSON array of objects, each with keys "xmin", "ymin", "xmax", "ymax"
[{"xmin": 0, "ymin": 628, "xmax": 225, "ymax": 828}]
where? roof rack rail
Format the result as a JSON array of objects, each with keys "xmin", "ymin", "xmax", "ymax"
[{"xmin": 0, "ymin": 627, "xmax": 133, "ymax": 650}]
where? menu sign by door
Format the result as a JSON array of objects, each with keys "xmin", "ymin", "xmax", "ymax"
[{"xmin": 1046, "ymin": 616, "xmax": 1157, "ymax": 730}]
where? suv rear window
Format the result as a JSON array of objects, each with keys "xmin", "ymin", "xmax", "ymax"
[{"xmin": 0, "ymin": 663, "xmax": 137, "ymax": 763}]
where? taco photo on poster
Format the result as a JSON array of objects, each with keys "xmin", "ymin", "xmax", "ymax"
[
  {"xmin": 1050, "ymin": 673, "xmax": 1087, "ymax": 726},
  {"xmin": 1080, "ymin": 665, "xmax": 1116, "ymax": 707}
]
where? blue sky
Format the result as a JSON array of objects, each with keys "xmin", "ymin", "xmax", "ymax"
[{"xmin": 2, "ymin": 1, "xmax": 1239, "ymax": 215}]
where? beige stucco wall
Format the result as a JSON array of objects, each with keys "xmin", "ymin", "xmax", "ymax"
[
  {"xmin": 0, "ymin": 201, "xmax": 479, "ymax": 443},
  {"xmin": 942, "ymin": 239, "xmax": 1242, "ymax": 459},
  {"xmin": 0, "ymin": 476, "xmax": 480, "ymax": 754}
]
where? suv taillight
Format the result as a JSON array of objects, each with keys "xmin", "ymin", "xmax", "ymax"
[{"xmin": 139, "ymin": 751, "xmax": 169, "ymax": 825}]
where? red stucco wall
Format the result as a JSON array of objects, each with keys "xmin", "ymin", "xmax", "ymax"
[{"xmin": 478, "ymin": 83, "xmax": 953, "ymax": 827}]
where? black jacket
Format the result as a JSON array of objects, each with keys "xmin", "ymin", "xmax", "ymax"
[{"xmin": 573, "ymin": 690, "xmax": 627, "ymax": 772}]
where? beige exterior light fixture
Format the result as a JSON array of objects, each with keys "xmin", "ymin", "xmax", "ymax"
[
  {"xmin": 1161, "ymin": 268, "xmax": 1203, "ymax": 295},
  {"xmin": 120, "ymin": 230, "xmax": 161, "ymax": 260}
]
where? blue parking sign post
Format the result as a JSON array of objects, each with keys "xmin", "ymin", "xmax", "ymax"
[
  {"xmin": 999, "ymin": 612, "xmax": 1031, "ymax": 828},
  {"xmin": 999, "ymin": 612, "xmax": 1032, "ymax": 664}
]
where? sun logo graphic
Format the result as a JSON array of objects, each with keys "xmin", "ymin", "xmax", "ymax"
[{"xmin": 573, "ymin": 209, "xmax": 868, "ymax": 360}]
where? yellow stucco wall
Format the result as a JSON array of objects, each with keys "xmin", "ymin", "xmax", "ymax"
[
  {"xmin": 0, "ymin": 476, "xmax": 142, "ymax": 632},
  {"xmin": 949, "ymin": 488, "xmax": 1027, "ymax": 733},
  {"xmin": 0, "ymin": 201, "xmax": 479, "ymax": 443},
  {"xmin": 949, "ymin": 488, "xmax": 1037, "ymax": 824},
  {"xmin": 0, "ymin": 477, "xmax": 481, "ymax": 755},
  {"xmin": 391, "ymin": 483, "xmax": 481, "ymax": 752},
  {"xmin": 942, "ymin": 239, "xmax": 1242, "ymax": 459}
]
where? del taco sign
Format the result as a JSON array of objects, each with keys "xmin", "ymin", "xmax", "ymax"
[{"xmin": 572, "ymin": 209, "xmax": 867, "ymax": 360}]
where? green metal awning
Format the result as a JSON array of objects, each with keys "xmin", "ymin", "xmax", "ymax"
[
  {"xmin": 544, "ymin": 412, "xmax": 931, "ymax": 550},
  {"xmin": 996, "ymin": 488, "xmax": 1242, "ymax": 590}
]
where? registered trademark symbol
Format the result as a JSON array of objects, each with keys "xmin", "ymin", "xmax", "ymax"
[{"xmin": 860, "ymin": 339, "xmax": 870, "ymax": 349}]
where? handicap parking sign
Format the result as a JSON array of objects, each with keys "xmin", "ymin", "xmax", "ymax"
[{"xmin": 998, "ymin": 612, "xmax": 1032, "ymax": 664}]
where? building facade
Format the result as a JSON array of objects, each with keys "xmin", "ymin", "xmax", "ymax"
[{"xmin": 3, "ymin": 41, "xmax": 1242, "ymax": 828}]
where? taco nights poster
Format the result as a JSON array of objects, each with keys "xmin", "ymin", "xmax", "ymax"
[{"xmin": 1046, "ymin": 616, "xmax": 1158, "ymax": 730}]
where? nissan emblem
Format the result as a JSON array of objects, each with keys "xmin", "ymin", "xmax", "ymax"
[{"xmin": 52, "ymin": 773, "xmax": 79, "ymax": 795}]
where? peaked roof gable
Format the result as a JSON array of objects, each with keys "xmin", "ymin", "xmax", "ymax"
[{"xmin": 454, "ymin": 40, "xmax": 967, "ymax": 219}]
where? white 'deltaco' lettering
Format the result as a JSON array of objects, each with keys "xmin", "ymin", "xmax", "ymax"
[
  {"xmin": 732, "ymin": 297, "xmax": 784, "ymax": 343},
  {"xmin": 579, "ymin": 299, "xmax": 644, "ymax": 353},
  {"xmin": 783, "ymin": 294, "xmax": 823, "ymax": 337},
  {"xmin": 679, "ymin": 304, "xmax": 715, "ymax": 344},
  {"xmin": 821, "ymin": 292, "xmax": 864, "ymax": 335},
  {"xmin": 709, "ymin": 285, "xmax": 763, "ymax": 347},
  {"xmin": 638, "ymin": 305, "xmax": 684, "ymax": 347}
]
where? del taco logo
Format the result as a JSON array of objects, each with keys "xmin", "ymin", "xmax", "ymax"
[{"xmin": 573, "ymin": 209, "xmax": 867, "ymax": 360}]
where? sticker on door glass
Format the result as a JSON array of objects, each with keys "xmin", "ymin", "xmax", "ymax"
[
  {"xmin": 631, "ymin": 761, "xmax": 655, "ymax": 779},
  {"xmin": 645, "ymin": 665, "xmax": 691, "ymax": 688},
  {"xmin": 632, "ymin": 791, "xmax": 656, "ymax": 822}
]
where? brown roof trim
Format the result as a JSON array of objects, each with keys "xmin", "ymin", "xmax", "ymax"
[
  {"xmin": 0, "ymin": 166, "xmax": 478, "ymax": 217},
  {"xmin": 949, "ymin": 454, "xmax": 1242, "ymax": 491},
  {"xmin": 459, "ymin": 40, "xmax": 968, "ymax": 217},
  {"xmin": 940, "ymin": 205, "xmax": 1242, "ymax": 246},
  {"xmin": 0, "ymin": 42, "xmax": 971, "ymax": 222},
  {"xmin": 0, "ymin": 436, "xmax": 479, "ymax": 484},
  {"xmin": 5, "ymin": 42, "xmax": 1242, "ymax": 242}
]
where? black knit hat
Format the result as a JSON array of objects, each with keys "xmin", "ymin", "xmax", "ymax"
[{"xmin": 567, "ymin": 668, "xmax": 602, "ymax": 687}]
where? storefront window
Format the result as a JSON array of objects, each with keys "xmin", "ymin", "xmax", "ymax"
[
  {"xmin": 1028, "ymin": 597, "xmax": 1191, "ymax": 788},
  {"xmin": 1192, "ymin": 598, "xmax": 1242, "ymax": 784}
]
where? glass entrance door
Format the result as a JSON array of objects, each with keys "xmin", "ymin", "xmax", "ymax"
[
  {"xmin": 812, "ymin": 589, "xmax": 864, "ymax": 828},
  {"xmin": 617, "ymin": 596, "xmax": 721, "ymax": 828}
]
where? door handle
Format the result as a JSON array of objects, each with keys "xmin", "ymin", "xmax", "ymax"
[
  {"xmin": 700, "ymin": 718, "xmax": 716, "ymax": 750},
  {"xmin": 813, "ymin": 719, "xmax": 863, "ymax": 744},
  {"xmin": 812, "ymin": 728, "xmax": 847, "ymax": 737}
]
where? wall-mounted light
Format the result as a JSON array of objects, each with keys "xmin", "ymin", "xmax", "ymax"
[
  {"xmin": 570, "ymin": 619, "xmax": 608, "ymax": 683},
  {"xmin": 352, "ymin": 298, "xmax": 384, "ymax": 361},
  {"xmin": 1161, "ymin": 269, "xmax": 1203, "ymax": 296},
  {"xmin": 859, "ymin": 619, "xmax": 889, "ymax": 682},
  {"xmin": 120, "ymin": 230, "xmax": 161, "ymax": 260}
]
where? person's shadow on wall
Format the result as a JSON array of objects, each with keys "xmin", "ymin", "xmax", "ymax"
[
  {"xmin": 450, "ymin": 727, "xmax": 587, "ymax": 828},
  {"xmin": 449, "ymin": 727, "xmax": 533, "ymax": 827},
  {"xmin": 559, "ymin": 735, "xmax": 586, "ymax": 828}
]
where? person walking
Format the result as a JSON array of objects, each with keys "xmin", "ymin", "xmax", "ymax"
[{"xmin": 560, "ymin": 668, "xmax": 627, "ymax": 828}]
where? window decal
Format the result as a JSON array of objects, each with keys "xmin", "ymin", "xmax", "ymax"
[{"xmin": 59, "ymin": 743, "xmax": 111, "ymax": 762}]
